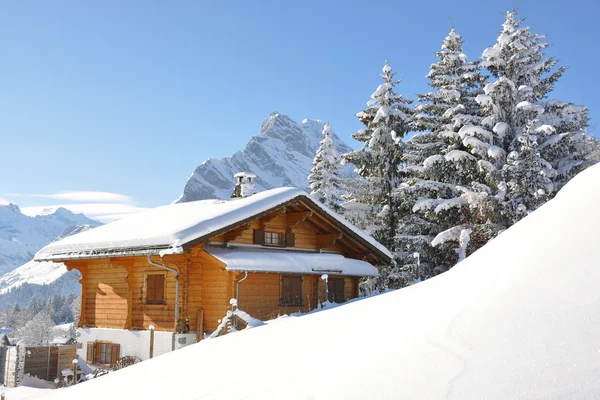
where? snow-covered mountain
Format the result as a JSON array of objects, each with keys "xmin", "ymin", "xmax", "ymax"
[
  {"xmin": 46, "ymin": 164, "xmax": 600, "ymax": 399},
  {"xmin": 0, "ymin": 224, "xmax": 97, "ymax": 296},
  {"xmin": 177, "ymin": 112, "xmax": 355, "ymax": 202},
  {"xmin": 0, "ymin": 204, "xmax": 100, "ymax": 278}
]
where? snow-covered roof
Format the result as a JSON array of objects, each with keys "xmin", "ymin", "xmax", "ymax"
[
  {"xmin": 207, "ymin": 246, "xmax": 378, "ymax": 277},
  {"xmin": 40, "ymin": 164, "xmax": 600, "ymax": 400},
  {"xmin": 35, "ymin": 187, "xmax": 392, "ymax": 263}
]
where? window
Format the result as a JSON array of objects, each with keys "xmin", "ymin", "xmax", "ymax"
[
  {"xmin": 146, "ymin": 274, "xmax": 165, "ymax": 305},
  {"xmin": 281, "ymin": 275, "xmax": 303, "ymax": 306},
  {"xmin": 328, "ymin": 278, "xmax": 345, "ymax": 303},
  {"xmin": 264, "ymin": 231, "xmax": 283, "ymax": 246},
  {"xmin": 87, "ymin": 341, "xmax": 120, "ymax": 366},
  {"xmin": 97, "ymin": 342, "xmax": 111, "ymax": 364},
  {"xmin": 253, "ymin": 229, "xmax": 294, "ymax": 247}
]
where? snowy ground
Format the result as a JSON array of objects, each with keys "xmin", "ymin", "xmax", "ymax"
[
  {"xmin": 2, "ymin": 375, "xmax": 57, "ymax": 400},
  {"xmin": 38, "ymin": 164, "xmax": 600, "ymax": 399}
]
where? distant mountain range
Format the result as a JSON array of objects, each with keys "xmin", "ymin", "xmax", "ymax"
[
  {"xmin": 177, "ymin": 111, "xmax": 355, "ymax": 202},
  {"xmin": 0, "ymin": 204, "xmax": 100, "ymax": 275},
  {"xmin": 0, "ymin": 204, "xmax": 101, "ymax": 302}
]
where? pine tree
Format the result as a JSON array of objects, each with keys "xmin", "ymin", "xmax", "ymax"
[
  {"xmin": 502, "ymin": 119, "xmax": 555, "ymax": 223},
  {"xmin": 425, "ymin": 11, "xmax": 594, "ymax": 266},
  {"xmin": 397, "ymin": 28, "xmax": 491, "ymax": 278},
  {"xmin": 308, "ymin": 122, "xmax": 342, "ymax": 211},
  {"xmin": 479, "ymin": 10, "xmax": 591, "ymax": 197},
  {"xmin": 342, "ymin": 61, "xmax": 413, "ymax": 251}
]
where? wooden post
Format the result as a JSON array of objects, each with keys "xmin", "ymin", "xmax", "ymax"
[
  {"xmin": 149, "ymin": 325, "xmax": 155, "ymax": 359},
  {"xmin": 72, "ymin": 359, "xmax": 78, "ymax": 385},
  {"xmin": 125, "ymin": 263, "xmax": 133, "ymax": 329},
  {"xmin": 46, "ymin": 346, "xmax": 50, "ymax": 381},
  {"xmin": 196, "ymin": 310, "xmax": 204, "ymax": 342}
]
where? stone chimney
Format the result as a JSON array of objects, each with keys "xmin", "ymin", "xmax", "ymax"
[{"xmin": 231, "ymin": 172, "xmax": 257, "ymax": 199}]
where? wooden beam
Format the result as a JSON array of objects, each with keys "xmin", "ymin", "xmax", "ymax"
[
  {"xmin": 125, "ymin": 264, "xmax": 133, "ymax": 329},
  {"xmin": 66, "ymin": 261, "xmax": 87, "ymax": 328},
  {"xmin": 110, "ymin": 259, "xmax": 134, "ymax": 329},
  {"xmin": 317, "ymin": 233, "xmax": 343, "ymax": 248},
  {"xmin": 259, "ymin": 207, "xmax": 286, "ymax": 229},
  {"xmin": 347, "ymin": 253, "xmax": 370, "ymax": 261},
  {"xmin": 222, "ymin": 223, "xmax": 250, "ymax": 242},
  {"xmin": 286, "ymin": 211, "xmax": 313, "ymax": 229}
]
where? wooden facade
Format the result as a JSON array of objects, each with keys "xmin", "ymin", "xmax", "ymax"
[{"xmin": 65, "ymin": 198, "xmax": 382, "ymax": 335}]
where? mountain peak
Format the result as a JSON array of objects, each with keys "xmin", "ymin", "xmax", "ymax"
[
  {"xmin": 0, "ymin": 203, "xmax": 22, "ymax": 215},
  {"xmin": 260, "ymin": 111, "xmax": 298, "ymax": 135},
  {"xmin": 177, "ymin": 112, "xmax": 354, "ymax": 202}
]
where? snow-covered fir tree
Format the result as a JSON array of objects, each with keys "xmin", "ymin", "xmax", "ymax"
[
  {"xmin": 479, "ymin": 10, "xmax": 591, "ymax": 193},
  {"xmin": 421, "ymin": 11, "xmax": 595, "ymax": 269},
  {"xmin": 342, "ymin": 61, "xmax": 413, "ymax": 253},
  {"xmin": 502, "ymin": 119, "xmax": 554, "ymax": 223},
  {"xmin": 308, "ymin": 122, "xmax": 342, "ymax": 211},
  {"xmin": 395, "ymin": 27, "xmax": 491, "ymax": 279},
  {"xmin": 409, "ymin": 27, "xmax": 486, "ymax": 165}
]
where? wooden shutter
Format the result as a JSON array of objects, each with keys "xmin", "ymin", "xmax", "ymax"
[
  {"xmin": 86, "ymin": 342, "xmax": 94, "ymax": 364},
  {"xmin": 281, "ymin": 275, "xmax": 302, "ymax": 306},
  {"xmin": 293, "ymin": 276, "xmax": 302, "ymax": 304},
  {"xmin": 147, "ymin": 275, "xmax": 156, "ymax": 303},
  {"xmin": 147, "ymin": 274, "xmax": 165, "ymax": 304},
  {"xmin": 110, "ymin": 343, "xmax": 120, "ymax": 366},
  {"xmin": 328, "ymin": 278, "xmax": 345, "ymax": 303},
  {"xmin": 155, "ymin": 275, "xmax": 165, "ymax": 303},
  {"xmin": 253, "ymin": 229, "xmax": 265, "ymax": 245},
  {"xmin": 285, "ymin": 232, "xmax": 295, "ymax": 247}
]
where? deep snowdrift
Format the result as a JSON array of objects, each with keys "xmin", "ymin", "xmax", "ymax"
[{"xmin": 43, "ymin": 164, "xmax": 600, "ymax": 399}]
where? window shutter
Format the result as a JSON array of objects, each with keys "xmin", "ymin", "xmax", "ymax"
[
  {"xmin": 253, "ymin": 229, "xmax": 265, "ymax": 245},
  {"xmin": 110, "ymin": 343, "xmax": 120, "ymax": 366},
  {"xmin": 328, "ymin": 278, "xmax": 345, "ymax": 303},
  {"xmin": 285, "ymin": 232, "xmax": 295, "ymax": 247},
  {"xmin": 86, "ymin": 342, "xmax": 94, "ymax": 364},
  {"xmin": 155, "ymin": 275, "xmax": 165, "ymax": 302},
  {"xmin": 147, "ymin": 275, "xmax": 156, "ymax": 302}
]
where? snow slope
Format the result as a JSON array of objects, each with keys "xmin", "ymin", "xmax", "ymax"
[
  {"xmin": 0, "ymin": 205, "xmax": 100, "ymax": 275},
  {"xmin": 41, "ymin": 164, "xmax": 600, "ymax": 399},
  {"xmin": 176, "ymin": 112, "xmax": 355, "ymax": 202}
]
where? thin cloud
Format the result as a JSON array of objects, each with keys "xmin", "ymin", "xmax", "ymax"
[
  {"xmin": 0, "ymin": 197, "xmax": 10, "ymax": 205},
  {"xmin": 20, "ymin": 203, "xmax": 150, "ymax": 223},
  {"xmin": 9, "ymin": 191, "xmax": 135, "ymax": 204}
]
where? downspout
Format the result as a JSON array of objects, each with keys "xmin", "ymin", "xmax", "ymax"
[
  {"xmin": 235, "ymin": 271, "xmax": 249, "ymax": 307},
  {"xmin": 234, "ymin": 271, "xmax": 248, "ymax": 329},
  {"xmin": 147, "ymin": 255, "xmax": 179, "ymax": 351}
]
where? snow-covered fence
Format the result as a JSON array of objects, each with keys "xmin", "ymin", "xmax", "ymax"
[{"xmin": 22, "ymin": 345, "xmax": 76, "ymax": 382}]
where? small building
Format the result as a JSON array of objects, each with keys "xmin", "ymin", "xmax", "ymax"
[{"xmin": 35, "ymin": 180, "xmax": 391, "ymax": 363}]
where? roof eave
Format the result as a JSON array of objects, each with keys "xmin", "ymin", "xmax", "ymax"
[{"xmin": 182, "ymin": 194, "xmax": 393, "ymax": 265}]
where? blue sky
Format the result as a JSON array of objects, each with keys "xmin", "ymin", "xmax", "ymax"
[{"xmin": 0, "ymin": 0, "xmax": 597, "ymax": 220}]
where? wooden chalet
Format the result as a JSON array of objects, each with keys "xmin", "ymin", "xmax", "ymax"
[{"xmin": 35, "ymin": 180, "xmax": 391, "ymax": 364}]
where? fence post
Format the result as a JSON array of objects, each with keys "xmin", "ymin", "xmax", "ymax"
[
  {"xmin": 149, "ymin": 325, "xmax": 155, "ymax": 359},
  {"xmin": 72, "ymin": 359, "xmax": 78, "ymax": 385},
  {"xmin": 46, "ymin": 346, "xmax": 51, "ymax": 381},
  {"xmin": 57, "ymin": 346, "xmax": 61, "ymax": 381}
]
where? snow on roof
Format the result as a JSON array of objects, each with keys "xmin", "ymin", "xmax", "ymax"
[
  {"xmin": 207, "ymin": 246, "xmax": 378, "ymax": 277},
  {"xmin": 40, "ymin": 164, "xmax": 600, "ymax": 399},
  {"xmin": 35, "ymin": 187, "xmax": 392, "ymax": 262}
]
